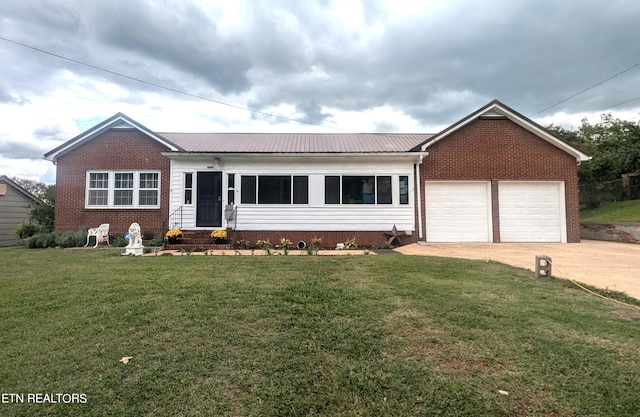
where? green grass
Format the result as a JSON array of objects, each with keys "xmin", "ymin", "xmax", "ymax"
[
  {"xmin": 1, "ymin": 247, "xmax": 639, "ymax": 416},
  {"xmin": 581, "ymin": 199, "xmax": 640, "ymax": 223}
]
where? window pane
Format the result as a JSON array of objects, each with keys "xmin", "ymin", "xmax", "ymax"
[
  {"xmin": 114, "ymin": 190, "xmax": 133, "ymax": 206},
  {"xmin": 139, "ymin": 173, "xmax": 158, "ymax": 188},
  {"xmin": 343, "ymin": 176, "xmax": 375, "ymax": 204},
  {"xmin": 139, "ymin": 190, "xmax": 158, "ymax": 206},
  {"xmin": 115, "ymin": 173, "xmax": 133, "ymax": 189},
  {"xmin": 258, "ymin": 176, "xmax": 291, "ymax": 204},
  {"xmin": 88, "ymin": 190, "xmax": 108, "ymax": 205},
  {"xmin": 184, "ymin": 189, "xmax": 192, "ymax": 205},
  {"xmin": 293, "ymin": 176, "xmax": 308, "ymax": 204},
  {"xmin": 377, "ymin": 176, "xmax": 392, "ymax": 204},
  {"xmin": 90, "ymin": 173, "xmax": 108, "ymax": 189},
  {"xmin": 325, "ymin": 176, "xmax": 340, "ymax": 204},
  {"xmin": 228, "ymin": 174, "xmax": 235, "ymax": 204},
  {"xmin": 399, "ymin": 175, "xmax": 409, "ymax": 205},
  {"xmin": 185, "ymin": 173, "xmax": 193, "ymax": 189},
  {"xmin": 241, "ymin": 176, "xmax": 256, "ymax": 204}
]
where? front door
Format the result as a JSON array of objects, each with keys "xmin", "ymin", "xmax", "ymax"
[{"xmin": 196, "ymin": 172, "xmax": 222, "ymax": 227}]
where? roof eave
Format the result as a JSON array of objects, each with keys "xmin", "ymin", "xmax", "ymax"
[
  {"xmin": 0, "ymin": 175, "xmax": 38, "ymax": 201},
  {"xmin": 162, "ymin": 151, "xmax": 427, "ymax": 162},
  {"xmin": 44, "ymin": 113, "xmax": 182, "ymax": 162},
  {"xmin": 419, "ymin": 100, "xmax": 591, "ymax": 162}
]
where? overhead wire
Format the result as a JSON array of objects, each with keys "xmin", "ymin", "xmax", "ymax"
[
  {"xmin": 530, "ymin": 62, "xmax": 640, "ymax": 117},
  {"xmin": 0, "ymin": 35, "xmax": 360, "ymax": 133}
]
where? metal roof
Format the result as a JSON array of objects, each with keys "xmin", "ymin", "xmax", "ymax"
[{"xmin": 158, "ymin": 132, "xmax": 433, "ymax": 153}]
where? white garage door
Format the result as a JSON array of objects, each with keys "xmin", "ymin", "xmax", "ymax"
[
  {"xmin": 425, "ymin": 182, "xmax": 492, "ymax": 242},
  {"xmin": 499, "ymin": 182, "xmax": 566, "ymax": 242}
]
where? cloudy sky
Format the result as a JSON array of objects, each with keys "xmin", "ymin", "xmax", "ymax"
[{"xmin": 1, "ymin": 0, "xmax": 639, "ymax": 184}]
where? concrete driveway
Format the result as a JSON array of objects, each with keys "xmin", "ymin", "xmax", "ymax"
[{"xmin": 394, "ymin": 240, "xmax": 640, "ymax": 300}]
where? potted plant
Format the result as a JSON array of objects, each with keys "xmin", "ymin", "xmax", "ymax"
[
  {"xmin": 165, "ymin": 229, "xmax": 183, "ymax": 244},
  {"xmin": 211, "ymin": 229, "xmax": 228, "ymax": 244}
]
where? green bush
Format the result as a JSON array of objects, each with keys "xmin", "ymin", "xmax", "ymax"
[
  {"xmin": 15, "ymin": 222, "xmax": 40, "ymax": 239},
  {"xmin": 24, "ymin": 228, "xmax": 88, "ymax": 249},
  {"xmin": 112, "ymin": 235, "xmax": 128, "ymax": 247}
]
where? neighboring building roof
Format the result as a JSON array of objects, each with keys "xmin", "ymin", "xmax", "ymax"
[
  {"xmin": 44, "ymin": 112, "xmax": 181, "ymax": 162},
  {"xmin": 158, "ymin": 132, "xmax": 432, "ymax": 153},
  {"xmin": 0, "ymin": 175, "xmax": 38, "ymax": 201},
  {"xmin": 417, "ymin": 99, "xmax": 591, "ymax": 162}
]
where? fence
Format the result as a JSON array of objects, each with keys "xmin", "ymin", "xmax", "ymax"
[{"xmin": 580, "ymin": 175, "xmax": 640, "ymax": 208}]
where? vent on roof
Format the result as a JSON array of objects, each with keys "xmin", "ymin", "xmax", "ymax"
[
  {"xmin": 0, "ymin": 184, "xmax": 6, "ymax": 195},
  {"xmin": 479, "ymin": 109, "xmax": 507, "ymax": 119},
  {"xmin": 111, "ymin": 120, "xmax": 134, "ymax": 129}
]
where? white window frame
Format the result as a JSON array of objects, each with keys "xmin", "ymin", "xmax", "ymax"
[{"xmin": 85, "ymin": 170, "xmax": 161, "ymax": 209}]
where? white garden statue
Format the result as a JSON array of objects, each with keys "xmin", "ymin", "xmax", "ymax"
[{"xmin": 123, "ymin": 222, "xmax": 145, "ymax": 256}]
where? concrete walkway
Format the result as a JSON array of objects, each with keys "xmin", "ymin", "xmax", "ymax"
[{"xmin": 394, "ymin": 240, "xmax": 640, "ymax": 300}]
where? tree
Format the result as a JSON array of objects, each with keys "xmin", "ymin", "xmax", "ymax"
[
  {"xmin": 8, "ymin": 177, "xmax": 55, "ymax": 202},
  {"xmin": 10, "ymin": 176, "xmax": 55, "ymax": 233},
  {"xmin": 548, "ymin": 115, "xmax": 640, "ymax": 207}
]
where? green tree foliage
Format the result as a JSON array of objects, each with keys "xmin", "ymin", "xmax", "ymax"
[
  {"xmin": 551, "ymin": 115, "xmax": 640, "ymax": 183},
  {"xmin": 549, "ymin": 115, "xmax": 640, "ymax": 207}
]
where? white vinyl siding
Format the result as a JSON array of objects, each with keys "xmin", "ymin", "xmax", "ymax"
[
  {"xmin": 168, "ymin": 157, "xmax": 416, "ymax": 232},
  {"xmin": 425, "ymin": 181, "xmax": 492, "ymax": 242},
  {"xmin": 499, "ymin": 181, "xmax": 566, "ymax": 242}
]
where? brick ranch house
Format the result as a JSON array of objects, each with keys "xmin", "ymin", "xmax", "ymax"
[{"xmin": 44, "ymin": 100, "xmax": 590, "ymax": 246}]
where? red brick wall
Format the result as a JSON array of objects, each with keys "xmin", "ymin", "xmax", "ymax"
[
  {"xmin": 221, "ymin": 230, "xmax": 417, "ymax": 248},
  {"xmin": 54, "ymin": 129, "xmax": 171, "ymax": 237},
  {"xmin": 419, "ymin": 118, "xmax": 581, "ymax": 242}
]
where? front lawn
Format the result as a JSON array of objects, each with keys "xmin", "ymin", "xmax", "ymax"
[
  {"xmin": 0, "ymin": 247, "xmax": 638, "ymax": 416},
  {"xmin": 581, "ymin": 199, "xmax": 640, "ymax": 223}
]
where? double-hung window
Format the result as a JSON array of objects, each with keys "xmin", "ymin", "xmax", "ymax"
[
  {"xmin": 139, "ymin": 173, "xmax": 159, "ymax": 206},
  {"xmin": 114, "ymin": 173, "xmax": 134, "ymax": 206},
  {"xmin": 88, "ymin": 173, "xmax": 109, "ymax": 206},
  {"xmin": 86, "ymin": 171, "xmax": 160, "ymax": 208}
]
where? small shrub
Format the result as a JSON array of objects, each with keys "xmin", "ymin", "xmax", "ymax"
[
  {"xmin": 15, "ymin": 222, "xmax": 41, "ymax": 239},
  {"xmin": 276, "ymin": 238, "xmax": 293, "ymax": 255},
  {"xmin": 143, "ymin": 231, "xmax": 155, "ymax": 240},
  {"xmin": 236, "ymin": 239, "xmax": 251, "ymax": 249},
  {"xmin": 56, "ymin": 231, "xmax": 82, "ymax": 248},
  {"xmin": 256, "ymin": 240, "xmax": 272, "ymax": 255},
  {"xmin": 112, "ymin": 235, "xmax": 128, "ymax": 247},
  {"xmin": 345, "ymin": 237, "xmax": 358, "ymax": 250},
  {"xmin": 379, "ymin": 241, "xmax": 392, "ymax": 250},
  {"xmin": 26, "ymin": 235, "xmax": 39, "ymax": 249},
  {"xmin": 311, "ymin": 236, "xmax": 322, "ymax": 250}
]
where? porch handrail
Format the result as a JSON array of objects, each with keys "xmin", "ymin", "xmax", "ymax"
[{"xmin": 165, "ymin": 206, "xmax": 183, "ymax": 231}]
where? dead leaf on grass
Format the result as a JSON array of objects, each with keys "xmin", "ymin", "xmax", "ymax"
[
  {"xmin": 128, "ymin": 326, "xmax": 135, "ymax": 331},
  {"xmin": 119, "ymin": 356, "xmax": 133, "ymax": 364},
  {"xmin": 498, "ymin": 390, "xmax": 510, "ymax": 396}
]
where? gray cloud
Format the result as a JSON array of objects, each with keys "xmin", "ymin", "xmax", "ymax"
[
  {"xmin": 1, "ymin": 0, "xmax": 640, "ymax": 131},
  {"xmin": 0, "ymin": 138, "xmax": 48, "ymax": 160}
]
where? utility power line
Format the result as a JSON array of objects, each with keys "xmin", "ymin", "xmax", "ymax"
[
  {"xmin": 530, "ymin": 62, "xmax": 640, "ymax": 117},
  {"xmin": 0, "ymin": 35, "xmax": 359, "ymax": 132}
]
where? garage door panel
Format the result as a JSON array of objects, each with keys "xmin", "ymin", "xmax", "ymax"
[
  {"xmin": 426, "ymin": 182, "xmax": 491, "ymax": 242},
  {"xmin": 499, "ymin": 182, "xmax": 565, "ymax": 243}
]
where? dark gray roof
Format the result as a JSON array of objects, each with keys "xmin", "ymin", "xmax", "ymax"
[{"xmin": 158, "ymin": 132, "xmax": 433, "ymax": 153}]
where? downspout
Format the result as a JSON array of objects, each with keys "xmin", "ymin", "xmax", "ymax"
[{"xmin": 415, "ymin": 154, "xmax": 425, "ymax": 240}]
